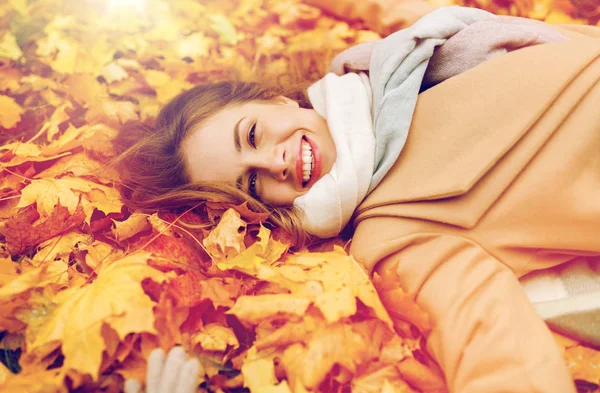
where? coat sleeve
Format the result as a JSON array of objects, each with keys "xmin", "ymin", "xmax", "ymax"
[{"xmin": 371, "ymin": 234, "xmax": 576, "ymax": 393}]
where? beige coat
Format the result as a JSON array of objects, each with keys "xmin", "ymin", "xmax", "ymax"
[{"xmin": 350, "ymin": 26, "xmax": 600, "ymax": 393}]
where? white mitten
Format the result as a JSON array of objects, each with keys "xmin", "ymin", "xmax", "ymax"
[{"xmin": 124, "ymin": 347, "xmax": 202, "ymax": 393}]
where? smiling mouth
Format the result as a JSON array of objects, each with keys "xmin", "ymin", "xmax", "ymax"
[{"xmin": 301, "ymin": 137, "xmax": 314, "ymax": 186}]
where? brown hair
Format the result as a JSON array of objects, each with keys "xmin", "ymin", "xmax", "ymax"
[{"xmin": 111, "ymin": 78, "xmax": 314, "ymax": 246}]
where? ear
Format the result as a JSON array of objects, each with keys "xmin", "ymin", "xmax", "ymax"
[{"xmin": 273, "ymin": 95, "xmax": 300, "ymax": 107}]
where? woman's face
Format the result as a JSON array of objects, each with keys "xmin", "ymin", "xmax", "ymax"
[{"xmin": 182, "ymin": 96, "xmax": 336, "ymax": 206}]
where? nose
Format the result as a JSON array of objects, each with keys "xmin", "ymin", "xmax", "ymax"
[{"xmin": 254, "ymin": 143, "xmax": 289, "ymax": 182}]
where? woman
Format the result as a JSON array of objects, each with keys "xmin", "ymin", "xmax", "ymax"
[{"xmin": 116, "ymin": 6, "xmax": 600, "ymax": 393}]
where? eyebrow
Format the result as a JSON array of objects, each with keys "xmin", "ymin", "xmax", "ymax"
[{"xmin": 233, "ymin": 116, "xmax": 245, "ymax": 153}]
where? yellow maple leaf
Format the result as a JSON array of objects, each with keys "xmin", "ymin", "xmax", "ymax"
[
  {"xmin": 271, "ymin": 321, "xmax": 374, "ymax": 389},
  {"xmin": 252, "ymin": 247, "xmax": 393, "ymax": 328},
  {"xmin": 352, "ymin": 365, "xmax": 415, "ymax": 393},
  {"xmin": 216, "ymin": 224, "xmax": 287, "ymax": 272},
  {"xmin": 31, "ymin": 231, "xmax": 92, "ymax": 267},
  {"xmin": 33, "ymin": 152, "xmax": 105, "ymax": 179},
  {"xmin": 241, "ymin": 347, "xmax": 292, "ymax": 393},
  {"xmin": 1, "ymin": 141, "xmax": 41, "ymax": 158},
  {"xmin": 191, "ymin": 323, "xmax": 239, "ymax": 351},
  {"xmin": 17, "ymin": 177, "xmax": 123, "ymax": 222},
  {"xmin": 0, "ymin": 260, "xmax": 68, "ymax": 302},
  {"xmin": 0, "ymin": 255, "xmax": 19, "ymax": 286},
  {"xmin": 314, "ymin": 286, "xmax": 356, "ymax": 323},
  {"xmin": 142, "ymin": 69, "xmax": 193, "ymax": 104},
  {"xmin": 41, "ymin": 123, "xmax": 118, "ymax": 159},
  {"xmin": 0, "ymin": 142, "xmax": 72, "ymax": 168},
  {"xmin": 14, "ymin": 287, "xmax": 60, "ymax": 348},
  {"xmin": 0, "ymin": 361, "xmax": 9, "ymax": 385},
  {"xmin": 99, "ymin": 62, "xmax": 129, "ymax": 84},
  {"xmin": 177, "ymin": 32, "xmax": 210, "ymax": 59},
  {"xmin": 0, "ymin": 31, "xmax": 23, "ymax": 60},
  {"xmin": 80, "ymin": 187, "xmax": 123, "ymax": 225},
  {"xmin": 303, "ymin": 323, "xmax": 370, "ymax": 388},
  {"xmin": 208, "ymin": 13, "xmax": 241, "ymax": 45},
  {"xmin": 85, "ymin": 100, "xmax": 139, "ymax": 128},
  {"xmin": 63, "ymin": 74, "xmax": 107, "ymax": 108},
  {"xmin": 228, "ymin": 294, "xmax": 311, "ymax": 325},
  {"xmin": 17, "ymin": 178, "xmax": 87, "ymax": 217},
  {"xmin": 35, "ymin": 31, "xmax": 77, "ymax": 74},
  {"xmin": 0, "ymin": 95, "xmax": 23, "ymax": 129},
  {"xmin": 0, "ymin": 368, "xmax": 65, "ymax": 393},
  {"xmin": 9, "ymin": 0, "xmax": 28, "ymax": 15},
  {"xmin": 29, "ymin": 251, "xmax": 166, "ymax": 380},
  {"xmin": 79, "ymin": 240, "xmax": 123, "ymax": 270},
  {"xmin": 40, "ymin": 102, "xmax": 73, "ymax": 141},
  {"xmin": 111, "ymin": 212, "xmax": 151, "ymax": 242}
]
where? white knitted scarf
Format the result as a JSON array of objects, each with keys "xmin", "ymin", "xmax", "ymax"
[{"xmin": 293, "ymin": 72, "xmax": 375, "ymax": 238}]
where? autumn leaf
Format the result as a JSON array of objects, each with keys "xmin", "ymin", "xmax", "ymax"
[
  {"xmin": 33, "ymin": 152, "xmax": 107, "ymax": 180},
  {"xmin": 252, "ymin": 247, "xmax": 394, "ymax": 328},
  {"xmin": 203, "ymin": 208, "xmax": 248, "ymax": 260},
  {"xmin": 28, "ymin": 251, "xmax": 166, "ymax": 379},
  {"xmin": 0, "ymin": 95, "xmax": 23, "ymax": 129},
  {"xmin": 99, "ymin": 62, "xmax": 128, "ymax": 84},
  {"xmin": 17, "ymin": 176, "xmax": 123, "ymax": 224},
  {"xmin": 1, "ymin": 0, "xmax": 599, "ymax": 391},
  {"xmin": 40, "ymin": 102, "xmax": 73, "ymax": 141},
  {"xmin": 177, "ymin": 32, "xmax": 211, "ymax": 59},
  {"xmin": 215, "ymin": 224, "xmax": 288, "ymax": 272},
  {"xmin": 84, "ymin": 100, "xmax": 139, "ymax": 128},
  {"xmin": 31, "ymin": 230, "xmax": 92, "ymax": 267},
  {"xmin": 80, "ymin": 240, "xmax": 123, "ymax": 270},
  {"xmin": 373, "ymin": 271, "xmax": 431, "ymax": 333},
  {"xmin": 0, "ymin": 368, "xmax": 66, "ymax": 393},
  {"xmin": 352, "ymin": 365, "xmax": 417, "ymax": 393},
  {"xmin": 35, "ymin": 31, "xmax": 78, "ymax": 74},
  {"xmin": 0, "ymin": 259, "xmax": 68, "ymax": 302},
  {"xmin": 17, "ymin": 178, "xmax": 90, "ymax": 217},
  {"xmin": 0, "ymin": 32, "xmax": 23, "ymax": 60},
  {"xmin": 242, "ymin": 348, "xmax": 291, "ymax": 393},
  {"xmin": 228, "ymin": 294, "xmax": 311, "ymax": 325},
  {"xmin": 191, "ymin": 323, "xmax": 240, "ymax": 351},
  {"xmin": 0, "ymin": 142, "xmax": 71, "ymax": 167},
  {"xmin": 0, "ymin": 204, "xmax": 86, "ymax": 254},
  {"xmin": 292, "ymin": 322, "xmax": 370, "ymax": 389},
  {"xmin": 111, "ymin": 212, "xmax": 151, "ymax": 242},
  {"xmin": 208, "ymin": 13, "xmax": 241, "ymax": 45}
]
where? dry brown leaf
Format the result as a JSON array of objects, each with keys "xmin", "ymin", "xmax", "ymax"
[{"xmin": 203, "ymin": 209, "xmax": 248, "ymax": 260}]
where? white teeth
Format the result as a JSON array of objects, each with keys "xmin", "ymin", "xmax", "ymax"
[{"xmin": 301, "ymin": 140, "xmax": 314, "ymax": 183}]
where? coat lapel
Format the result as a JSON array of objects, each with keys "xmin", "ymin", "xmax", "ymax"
[{"xmin": 355, "ymin": 39, "xmax": 600, "ymax": 227}]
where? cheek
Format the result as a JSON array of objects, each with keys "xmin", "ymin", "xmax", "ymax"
[{"xmin": 260, "ymin": 179, "xmax": 298, "ymax": 207}]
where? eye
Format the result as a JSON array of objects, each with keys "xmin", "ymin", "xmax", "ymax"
[
  {"xmin": 248, "ymin": 172, "xmax": 258, "ymax": 198},
  {"xmin": 247, "ymin": 123, "xmax": 257, "ymax": 148}
]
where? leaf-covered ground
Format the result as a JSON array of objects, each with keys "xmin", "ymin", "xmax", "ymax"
[{"xmin": 0, "ymin": 0, "xmax": 599, "ymax": 392}]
